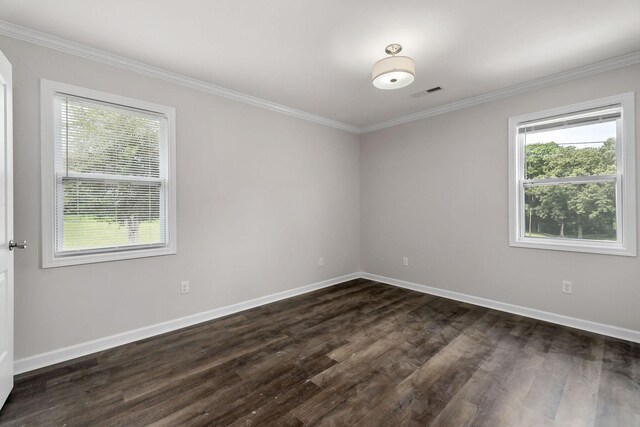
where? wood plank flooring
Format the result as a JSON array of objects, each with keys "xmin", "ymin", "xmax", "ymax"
[{"xmin": 1, "ymin": 279, "xmax": 638, "ymax": 426}]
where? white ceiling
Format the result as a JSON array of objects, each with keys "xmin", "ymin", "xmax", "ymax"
[{"xmin": 0, "ymin": 0, "xmax": 639, "ymax": 129}]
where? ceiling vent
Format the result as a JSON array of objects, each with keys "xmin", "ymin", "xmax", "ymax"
[{"xmin": 410, "ymin": 86, "xmax": 443, "ymax": 98}]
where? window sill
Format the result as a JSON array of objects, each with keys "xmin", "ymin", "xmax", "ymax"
[
  {"xmin": 509, "ymin": 237, "xmax": 636, "ymax": 257},
  {"xmin": 42, "ymin": 245, "xmax": 177, "ymax": 268}
]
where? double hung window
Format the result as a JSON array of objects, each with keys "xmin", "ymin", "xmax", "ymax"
[
  {"xmin": 41, "ymin": 80, "xmax": 177, "ymax": 267},
  {"xmin": 508, "ymin": 93, "xmax": 636, "ymax": 256}
]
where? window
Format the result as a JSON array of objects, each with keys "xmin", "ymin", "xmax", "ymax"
[
  {"xmin": 41, "ymin": 80, "xmax": 176, "ymax": 267},
  {"xmin": 509, "ymin": 93, "xmax": 636, "ymax": 256}
]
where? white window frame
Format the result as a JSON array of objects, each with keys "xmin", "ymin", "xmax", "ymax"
[
  {"xmin": 41, "ymin": 79, "xmax": 177, "ymax": 267},
  {"xmin": 508, "ymin": 93, "xmax": 636, "ymax": 256}
]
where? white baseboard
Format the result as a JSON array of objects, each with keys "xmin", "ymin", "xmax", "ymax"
[
  {"xmin": 15, "ymin": 271, "xmax": 639, "ymax": 374},
  {"xmin": 14, "ymin": 273, "xmax": 360, "ymax": 375},
  {"xmin": 361, "ymin": 272, "xmax": 640, "ymax": 344}
]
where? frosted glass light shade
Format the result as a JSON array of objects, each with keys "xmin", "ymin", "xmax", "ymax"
[{"xmin": 372, "ymin": 56, "xmax": 416, "ymax": 90}]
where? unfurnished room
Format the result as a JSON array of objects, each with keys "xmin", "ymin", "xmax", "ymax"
[{"xmin": 0, "ymin": 1, "xmax": 638, "ymax": 426}]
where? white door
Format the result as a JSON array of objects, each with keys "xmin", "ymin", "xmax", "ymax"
[{"xmin": 0, "ymin": 48, "xmax": 15, "ymax": 409}]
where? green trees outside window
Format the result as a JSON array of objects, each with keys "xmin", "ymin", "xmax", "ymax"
[
  {"xmin": 56, "ymin": 95, "xmax": 167, "ymax": 252},
  {"xmin": 524, "ymin": 138, "xmax": 617, "ymax": 240}
]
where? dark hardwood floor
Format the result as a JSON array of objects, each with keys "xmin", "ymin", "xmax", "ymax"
[{"xmin": 1, "ymin": 279, "xmax": 638, "ymax": 426}]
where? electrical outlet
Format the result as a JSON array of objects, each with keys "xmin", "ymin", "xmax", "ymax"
[
  {"xmin": 180, "ymin": 281, "xmax": 190, "ymax": 295},
  {"xmin": 562, "ymin": 280, "xmax": 572, "ymax": 294},
  {"xmin": 318, "ymin": 257, "xmax": 324, "ymax": 267},
  {"xmin": 402, "ymin": 257, "xmax": 409, "ymax": 266}
]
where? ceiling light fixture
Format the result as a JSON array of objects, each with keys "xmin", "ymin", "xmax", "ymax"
[{"xmin": 372, "ymin": 44, "xmax": 416, "ymax": 90}]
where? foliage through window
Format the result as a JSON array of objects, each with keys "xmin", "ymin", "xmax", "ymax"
[
  {"xmin": 42, "ymin": 81, "xmax": 176, "ymax": 267},
  {"xmin": 509, "ymin": 94, "xmax": 636, "ymax": 256},
  {"xmin": 523, "ymin": 116, "xmax": 617, "ymax": 240}
]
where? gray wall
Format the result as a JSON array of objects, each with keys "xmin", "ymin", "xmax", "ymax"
[
  {"xmin": 2, "ymin": 33, "xmax": 639, "ymax": 362},
  {"xmin": 361, "ymin": 63, "xmax": 640, "ymax": 331},
  {"xmin": 0, "ymin": 36, "xmax": 361, "ymax": 360}
]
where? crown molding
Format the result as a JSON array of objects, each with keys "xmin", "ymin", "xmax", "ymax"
[
  {"xmin": 360, "ymin": 50, "xmax": 640, "ymax": 133},
  {"xmin": 0, "ymin": 20, "xmax": 361, "ymax": 134},
  {"xmin": 1, "ymin": 19, "xmax": 638, "ymax": 136}
]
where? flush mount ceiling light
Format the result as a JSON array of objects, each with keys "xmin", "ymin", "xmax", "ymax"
[{"xmin": 372, "ymin": 44, "xmax": 416, "ymax": 90}]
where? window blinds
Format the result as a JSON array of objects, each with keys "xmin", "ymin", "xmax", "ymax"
[
  {"xmin": 53, "ymin": 94, "xmax": 169, "ymax": 254},
  {"xmin": 518, "ymin": 106, "xmax": 621, "ymax": 134}
]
